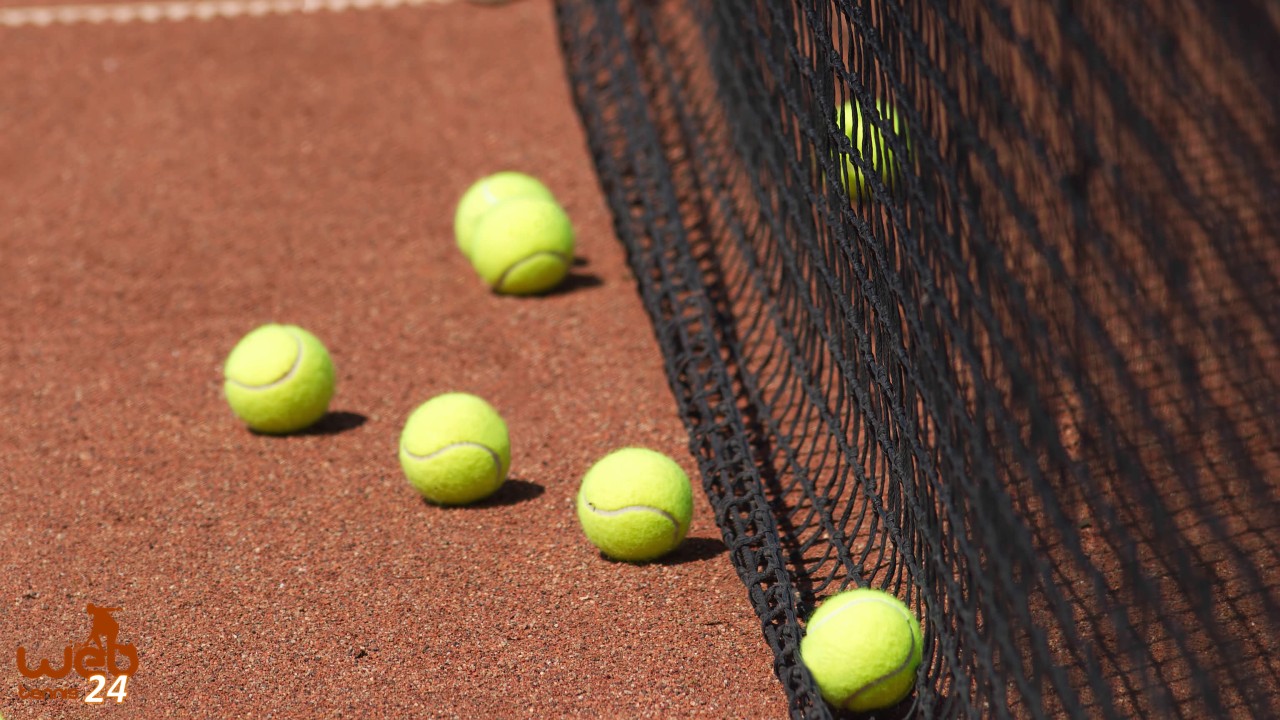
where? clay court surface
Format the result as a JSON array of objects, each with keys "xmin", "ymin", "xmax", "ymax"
[{"xmin": 0, "ymin": 1, "xmax": 788, "ymax": 716}]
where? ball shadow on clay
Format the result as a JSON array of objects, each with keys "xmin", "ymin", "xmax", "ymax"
[
  {"xmin": 249, "ymin": 411, "xmax": 367, "ymax": 437},
  {"xmin": 593, "ymin": 537, "xmax": 729, "ymax": 566},
  {"xmin": 419, "ymin": 478, "xmax": 546, "ymax": 510}
]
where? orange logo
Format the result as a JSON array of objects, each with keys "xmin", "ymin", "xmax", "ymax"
[{"xmin": 15, "ymin": 604, "xmax": 138, "ymax": 703}]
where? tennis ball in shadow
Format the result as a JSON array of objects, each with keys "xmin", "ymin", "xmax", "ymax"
[
  {"xmin": 801, "ymin": 588, "xmax": 924, "ymax": 712},
  {"xmin": 840, "ymin": 99, "xmax": 909, "ymax": 200}
]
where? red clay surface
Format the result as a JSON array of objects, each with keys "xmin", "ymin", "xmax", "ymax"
[{"xmin": 0, "ymin": 1, "xmax": 787, "ymax": 716}]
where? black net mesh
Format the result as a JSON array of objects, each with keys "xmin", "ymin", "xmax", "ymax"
[{"xmin": 554, "ymin": 1, "xmax": 1280, "ymax": 718}]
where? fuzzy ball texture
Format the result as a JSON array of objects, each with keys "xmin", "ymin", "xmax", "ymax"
[
  {"xmin": 223, "ymin": 324, "xmax": 335, "ymax": 434},
  {"xmin": 469, "ymin": 196, "xmax": 575, "ymax": 296},
  {"xmin": 453, "ymin": 171, "xmax": 555, "ymax": 259},
  {"xmin": 576, "ymin": 447, "xmax": 693, "ymax": 562},
  {"xmin": 800, "ymin": 588, "xmax": 924, "ymax": 713},
  {"xmin": 840, "ymin": 99, "xmax": 909, "ymax": 200},
  {"xmin": 399, "ymin": 392, "xmax": 511, "ymax": 506}
]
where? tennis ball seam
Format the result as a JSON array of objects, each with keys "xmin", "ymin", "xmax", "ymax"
[
  {"xmin": 492, "ymin": 250, "xmax": 571, "ymax": 293},
  {"xmin": 582, "ymin": 501, "xmax": 681, "ymax": 542},
  {"xmin": 811, "ymin": 596, "xmax": 919, "ymax": 710},
  {"xmin": 225, "ymin": 329, "xmax": 304, "ymax": 390},
  {"xmin": 401, "ymin": 439, "xmax": 501, "ymax": 466}
]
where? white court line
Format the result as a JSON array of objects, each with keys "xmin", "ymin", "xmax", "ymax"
[{"xmin": 0, "ymin": 0, "xmax": 456, "ymax": 27}]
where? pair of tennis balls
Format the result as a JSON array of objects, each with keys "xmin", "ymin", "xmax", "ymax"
[
  {"xmin": 221, "ymin": 327, "xmax": 509, "ymax": 501},
  {"xmin": 454, "ymin": 171, "xmax": 576, "ymax": 296},
  {"xmin": 403, "ymin": 400, "xmax": 694, "ymax": 563},
  {"xmin": 223, "ymin": 325, "xmax": 693, "ymax": 561},
  {"xmin": 400, "ymin": 397, "xmax": 694, "ymax": 562}
]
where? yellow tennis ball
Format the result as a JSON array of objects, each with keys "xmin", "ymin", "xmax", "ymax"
[
  {"xmin": 469, "ymin": 197, "xmax": 575, "ymax": 296},
  {"xmin": 223, "ymin": 323, "xmax": 335, "ymax": 434},
  {"xmin": 454, "ymin": 171, "xmax": 556, "ymax": 259},
  {"xmin": 840, "ymin": 99, "xmax": 909, "ymax": 200},
  {"xmin": 398, "ymin": 392, "xmax": 511, "ymax": 506},
  {"xmin": 576, "ymin": 448, "xmax": 693, "ymax": 562},
  {"xmin": 800, "ymin": 588, "xmax": 924, "ymax": 712}
]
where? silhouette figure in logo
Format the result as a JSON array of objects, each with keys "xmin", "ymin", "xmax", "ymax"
[
  {"xmin": 84, "ymin": 604, "xmax": 123, "ymax": 650},
  {"xmin": 79, "ymin": 603, "xmax": 138, "ymax": 677}
]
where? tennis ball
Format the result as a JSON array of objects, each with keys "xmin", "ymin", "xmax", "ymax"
[
  {"xmin": 399, "ymin": 392, "xmax": 510, "ymax": 506},
  {"xmin": 454, "ymin": 171, "xmax": 555, "ymax": 259},
  {"xmin": 576, "ymin": 448, "xmax": 693, "ymax": 562},
  {"xmin": 223, "ymin": 323, "xmax": 335, "ymax": 434},
  {"xmin": 800, "ymin": 588, "xmax": 924, "ymax": 712},
  {"xmin": 469, "ymin": 196, "xmax": 575, "ymax": 295},
  {"xmin": 840, "ymin": 99, "xmax": 909, "ymax": 200}
]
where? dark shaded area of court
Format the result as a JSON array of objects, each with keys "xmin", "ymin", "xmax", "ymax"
[{"xmin": 556, "ymin": 0, "xmax": 1279, "ymax": 717}]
